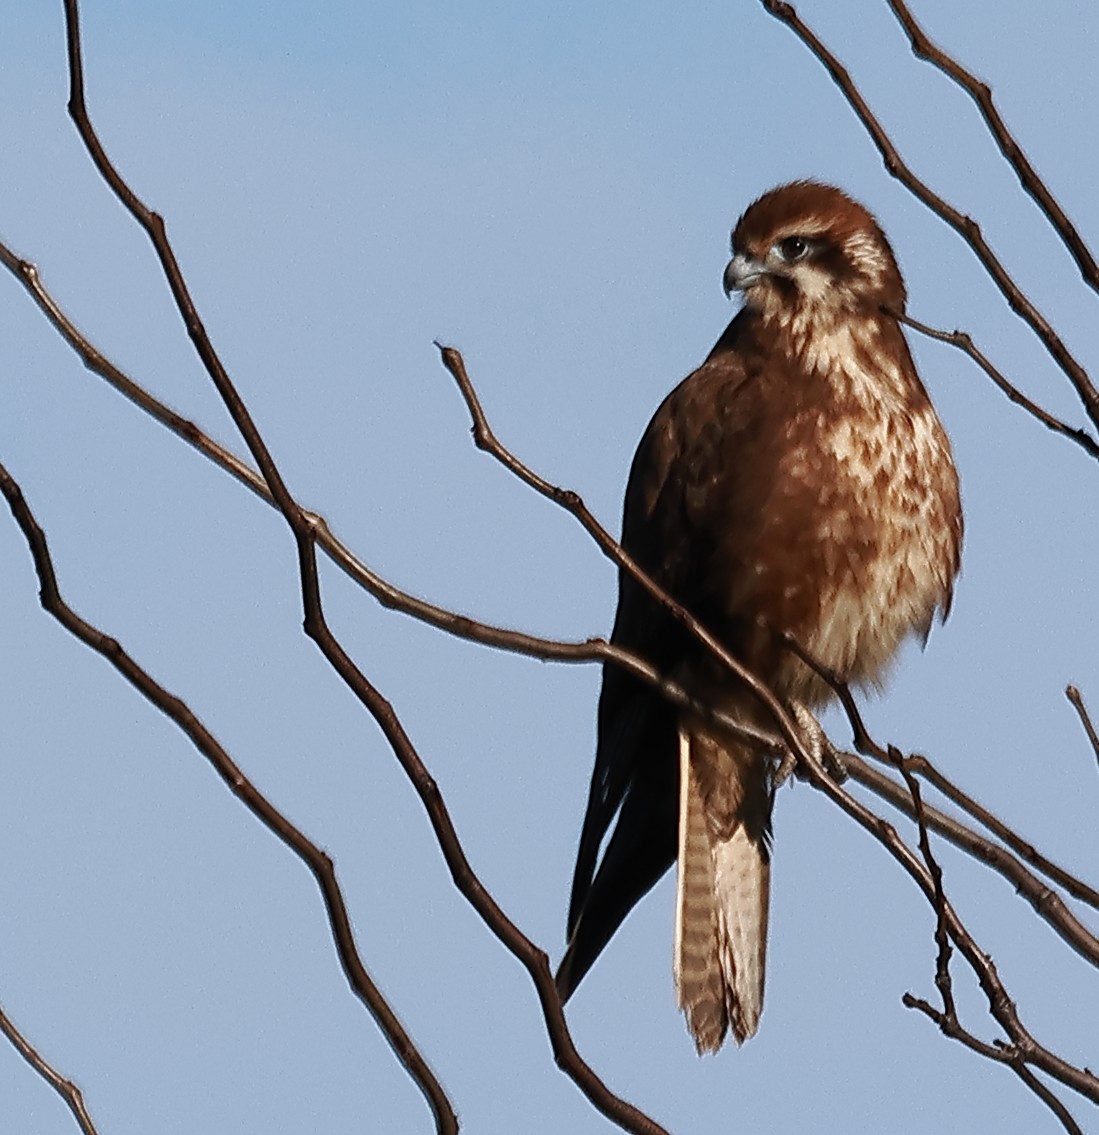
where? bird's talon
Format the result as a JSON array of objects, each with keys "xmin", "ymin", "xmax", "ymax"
[
  {"xmin": 773, "ymin": 747, "xmax": 798, "ymax": 788},
  {"xmin": 822, "ymin": 746, "xmax": 849, "ymax": 784}
]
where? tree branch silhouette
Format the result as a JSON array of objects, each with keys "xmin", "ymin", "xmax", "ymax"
[
  {"xmin": 1066, "ymin": 687, "xmax": 1099, "ymax": 773},
  {"xmin": 884, "ymin": 0, "xmax": 1099, "ymax": 297},
  {"xmin": 35, "ymin": 4, "xmax": 675, "ymax": 1133},
  {"xmin": 892, "ymin": 310, "xmax": 1099, "ymax": 463},
  {"xmin": 0, "ymin": 1001, "xmax": 101, "ymax": 1135}
]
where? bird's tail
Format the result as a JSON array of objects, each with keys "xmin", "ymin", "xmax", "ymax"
[{"xmin": 674, "ymin": 726, "xmax": 770, "ymax": 1052}]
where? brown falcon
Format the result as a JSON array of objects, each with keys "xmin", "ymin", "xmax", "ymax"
[{"xmin": 556, "ymin": 181, "xmax": 962, "ymax": 1052}]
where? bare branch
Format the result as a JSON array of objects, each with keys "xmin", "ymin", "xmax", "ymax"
[
  {"xmin": 888, "ymin": 746, "xmax": 956, "ymax": 1017},
  {"xmin": 783, "ymin": 631, "xmax": 1099, "ymax": 915},
  {"xmin": 436, "ymin": 342, "xmax": 799, "ymax": 741},
  {"xmin": 806, "ymin": 735, "xmax": 1098, "ymax": 1105},
  {"xmin": 759, "ymin": 0, "xmax": 1099, "ymax": 433},
  {"xmin": 1066, "ymin": 686, "xmax": 1099, "ymax": 772},
  {"xmin": 895, "ymin": 309, "xmax": 1099, "ymax": 462},
  {"xmin": 57, "ymin": 7, "xmax": 670, "ymax": 1130},
  {"xmin": 902, "ymin": 992, "xmax": 1006, "ymax": 1059},
  {"xmin": 904, "ymin": 752, "xmax": 1099, "ymax": 910},
  {"xmin": 841, "ymin": 754, "xmax": 1099, "ymax": 967},
  {"xmin": 0, "ymin": 460, "xmax": 458, "ymax": 1135},
  {"xmin": 1011, "ymin": 1064, "xmax": 1087, "ymax": 1135},
  {"xmin": 902, "ymin": 997, "xmax": 1084, "ymax": 1135},
  {"xmin": 885, "ymin": 0, "xmax": 1099, "ymax": 297},
  {"xmin": 889, "ymin": 744, "xmax": 1083, "ymax": 1133},
  {"xmin": 0, "ymin": 1001, "xmax": 100, "ymax": 1135}
]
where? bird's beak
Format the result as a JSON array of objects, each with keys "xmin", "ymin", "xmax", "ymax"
[{"xmin": 723, "ymin": 253, "xmax": 767, "ymax": 297}]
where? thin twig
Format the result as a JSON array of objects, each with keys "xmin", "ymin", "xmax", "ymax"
[
  {"xmin": 0, "ymin": 460, "xmax": 457, "ymax": 1135},
  {"xmin": 760, "ymin": 0, "xmax": 1099, "ymax": 433},
  {"xmin": 887, "ymin": 746, "xmax": 956, "ymax": 1017},
  {"xmin": 1010, "ymin": 1064, "xmax": 1086, "ymax": 1135},
  {"xmin": 902, "ymin": 998, "xmax": 1084, "ymax": 1135},
  {"xmin": 791, "ymin": 724, "xmax": 1098, "ymax": 1104},
  {"xmin": 782, "ymin": 631, "xmax": 1099, "ymax": 914},
  {"xmin": 905, "ymin": 752, "xmax": 1099, "ymax": 910},
  {"xmin": 903, "ymin": 993, "xmax": 1009, "ymax": 1061},
  {"xmin": 1066, "ymin": 686, "xmax": 1099, "ymax": 772},
  {"xmin": 436, "ymin": 343, "xmax": 797, "ymax": 738},
  {"xmin": 895, "ymin": 309, "xmax": 1099, "ymax": 462},
  {"xmin": 885, "ymin": 0, "xmax": 1099, "ymax": 297},
  {"xmin": 0, "ymin": 1001, "xmax": 100, "ymax": 1135},
  {"xmin": 841, "ymin": 754, "xmax": 1099, "ymax": 967}
]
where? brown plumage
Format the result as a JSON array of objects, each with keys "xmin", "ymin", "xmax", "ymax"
[{"xmin": 557, "ymin": 181, "xmax": 962, "ymax": 1051}]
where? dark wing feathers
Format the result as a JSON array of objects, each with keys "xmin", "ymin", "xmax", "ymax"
[{"xmin": 558, "ymin": 321, "xmax": 755, "ymax": 998}]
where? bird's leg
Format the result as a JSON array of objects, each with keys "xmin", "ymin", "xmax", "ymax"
[{"xmin": 774, "ymin": 702, "xmax": 846, "ymax": 787}]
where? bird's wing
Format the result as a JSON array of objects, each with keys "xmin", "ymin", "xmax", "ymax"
[{"xmin": 559, "ymin": 321, "xmax": 757, "ymax": 999}]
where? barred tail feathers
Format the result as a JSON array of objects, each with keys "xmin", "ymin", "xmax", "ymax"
[{"xmin": 674, "ymin": 726, "xmax": 769, "ymax": 1051}]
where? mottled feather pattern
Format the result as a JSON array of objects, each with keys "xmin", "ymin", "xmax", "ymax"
[{"xmin": 559, "ymin": 182, "xmax": 962, "ymax": 1053}]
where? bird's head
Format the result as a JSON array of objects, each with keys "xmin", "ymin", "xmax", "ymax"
[{"xmin": 723, "ymin": 182, "xmax": 906, "ymax": 326}]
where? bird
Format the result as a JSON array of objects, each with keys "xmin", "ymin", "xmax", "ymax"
[{"xmin": 556, "ymin": 181, "xmax": 962, "ymax": 1053}]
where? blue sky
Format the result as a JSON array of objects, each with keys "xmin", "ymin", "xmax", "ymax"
[{"xmin": 2, "ymin": 2, "xmax": 1098, "ymax": 1132}]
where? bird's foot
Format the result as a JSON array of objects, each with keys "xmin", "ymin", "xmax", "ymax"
[
  {"xmin": 775, "ymin": 703, "xmax": 847, "ymax": 786},
  {"xmin": 772, "ymin": 746, "xmax": 798, "ymax": 789}
]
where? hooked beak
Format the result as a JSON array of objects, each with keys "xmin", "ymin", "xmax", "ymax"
[{"xmin": 723, "ymin": 252, "xmax": 767, "ymax": 297}]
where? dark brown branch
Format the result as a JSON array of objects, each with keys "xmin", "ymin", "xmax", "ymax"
[
  {"xmin": 885, "ymin": 0, "xmax": 1099, "ymax": 297},
  {"xmin": 1011, "ymin": 1064, "xmax": 1086, "ymax": 1135},
  {"xmin": 905, "ymin": 752, "xmax": 1099, "ymax": 910},
  {"xmin": 902, "ymin": 992, "xmax": 1009, "ymax": 1061},
  {"xmin": 841, "ymin": 754, "xmax": 1099, "ymax": 967},
  {"xmin": 63, "ymin": 0, "xmax": 301, "ymax": 552},
  {"xmin": 895, "ymin": 309, "xmax": 1099, "ymax": 462},
  {"xmin": 0, "ymin": 460, "xmax": 458, "ymax": 1135},
  {"xmin": 1066, "ymin": 686, "xmax": 1099, "ymax": 772},
  {"xmin": 782, "ymin": 631, "xmax": 1099, "ymax": 915},
  {"xmin": 893, "ymin": 747, "xmax": 1082, "ymax": 1133},
  {"xmin": 902, "ymin": 997, "xmax": 1084, "ymax": 1135},
  {"xmin": 798, "ymin": 731, "xmax": 1098, "ymax": 1105},
  {"xmin": 888, "ymin": 747, "xmax": 956, "ymax": 1018},
  {"xmin": 59, "ymin": 8, "xmax": 668, "ymax": 1131},
  {"xmin": 760, "ymin": 0, "xmax": 1099, "ymax": 433},
  {"xmin": 0, "ymin": 1001, "xmax": 100, "ymax": 1135}
]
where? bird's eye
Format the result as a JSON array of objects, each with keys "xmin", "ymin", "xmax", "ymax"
[{"xmin": 775, "ymin": 236, "xmax": 811, "ymax": 262}]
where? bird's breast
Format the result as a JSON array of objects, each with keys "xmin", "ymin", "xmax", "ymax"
[{"xmin": 731, "ymin": 366, "xmax": 960, "ymax": 700}]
